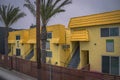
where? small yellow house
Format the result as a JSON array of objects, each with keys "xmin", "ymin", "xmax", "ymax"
[
  {"xmin": 8, "ymin": 24, "xmax": 70, "ymax": 67},
  {"xmin": 68, "ymin": 10, "xmax": 120, "ymax": 75},
  {"xmin": 8, "ymin": 29, "xmax": 29, "ymax": 58}
]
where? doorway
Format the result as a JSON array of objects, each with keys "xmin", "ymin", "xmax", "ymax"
[{"xmin": 81, "ymin": 50, "xmax": 89, "ymax": 67}]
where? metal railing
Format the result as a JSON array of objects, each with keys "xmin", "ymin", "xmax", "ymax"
[
  {"xmin": 64, "ymin": 44, "xmax": 78, "ymax": 67},
  {"xmin": 24, "ymin": 47, "xmax": 33, "ymax": 58}
]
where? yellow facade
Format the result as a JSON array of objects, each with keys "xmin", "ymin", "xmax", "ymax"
[
  {"xmin": 8, "ymin": 30, "xmax": 30, "ymax": 57},
  {"xmin": 69, "ymin": 10, "xmax": 120, "ymax": 74},
  {"xmin": 8, "ymin": 10, "xmax": 120, "ymax": 74},
  {"xmin": 8, "ymin": 24, "xmax": 70, "ymax": 67}
]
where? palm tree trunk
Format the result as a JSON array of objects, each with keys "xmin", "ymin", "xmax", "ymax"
[
  {"xmin": 4, "ymin": 27, "xmax": 9, "ymax": 55},
  {"xmin": 36, "ymin": 0, "xmax": 41, "ymax": 69},
  {"xmin": 36, "ymin": 0, "xmax": 42, "ymax": 80},
  {"xmin": 41, "ymin": 25, "xmax": 47, "ymax": 63}
]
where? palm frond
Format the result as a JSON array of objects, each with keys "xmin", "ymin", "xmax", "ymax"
[
  {"xmin": 0, "ymin": 4, "xmax": 26, "ymax": 27},
  {"xmin": 0, "ymin": 5, "xmax": 8, "ymax": 27},
  {"xmin": 9, "ymin": 12, "xmax": 26, "ymax": 27},
  {"xmin": 23, "ymin": 0, "xmax": 72, "ymax": 25},
  {"xmin": 42, "ymin": 0, "xmax": 71, "ymax": 24},
  {"xmin": 24, "ymin": 0, "xmax": 31, "ymax": 3},
  {"xmin": 24, "ymin": 0, "xmax": 36, "ymax": 17}
]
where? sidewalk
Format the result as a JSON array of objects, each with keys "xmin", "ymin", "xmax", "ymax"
[{"xmin": 0, "ymin": 67, "xmax": 37, "ymax": 80}]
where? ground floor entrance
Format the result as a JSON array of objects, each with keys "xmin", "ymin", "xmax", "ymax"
[{"xmin": 81, "ymin": 50, "xmax": 89, "ymax": 68}]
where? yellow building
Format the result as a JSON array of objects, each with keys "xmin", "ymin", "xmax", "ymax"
[
  {"xmin": 8, "ymin": 10, "xmax": 120, "ymax": 75},
  {"xmin": 8, "ymin": 29, "xmax": 29, "ymax": 58},
  {"xmin": 68, "ymin": 10, "xmax": 120, "ymax": 75},
  {"xmin": 8, "ymin": 24, "xmax": 70, "ymax": 67}
]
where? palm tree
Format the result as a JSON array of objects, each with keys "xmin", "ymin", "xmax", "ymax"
[
  {"xmin": 0, "ymin": 4, "xmax": 26, "ymax": 54},
  {"xmin": 24, "ymin": 0, "xmax": 72, "ymax": 63}
]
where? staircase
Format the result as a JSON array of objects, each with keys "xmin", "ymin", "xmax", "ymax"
[
  {"xmin": 25, "ymin": 49, "xmax": 34, "ymax": 60},
  {"xmin": 67, "ymin": 46, "xmax": 80, "ymax": 68}
]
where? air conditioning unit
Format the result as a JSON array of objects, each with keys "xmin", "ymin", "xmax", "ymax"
[{"xmin": 62, "ymin": 44, "xmax": 70, "ymax": 49}]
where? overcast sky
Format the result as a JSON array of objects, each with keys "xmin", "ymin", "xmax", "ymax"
[{"xmin": 0, "ymin": 0, "xmax": 120, "ymax": 29}]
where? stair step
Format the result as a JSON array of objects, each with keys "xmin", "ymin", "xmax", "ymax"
[
  {"xmin": 25, "ymin": 49, "xmax": 34, "ymax": 60},
  {"xmin": 67, "ymin": 46, "xmax": 80, "ymax": 68}
]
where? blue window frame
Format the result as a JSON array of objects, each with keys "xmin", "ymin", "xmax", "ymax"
[
  {"xmin": 101, "ymin": 27, "xmax": 119, "ymax": 37},
  {"xmin": 47, "ymin": 32, "xmax": 52, "ymax": 39},
  {"xmin": 46, "ymin": 51, "xmax": 52, "ymax": 57},
  {"xmin": 16, "ymin": 49, "xmax": 21, "ymax": 56},
  {"xmin": 46, "ymin": 41, "xmax": 50, "ymax": 50},
  {"xmin": 101, "ymin": 28, "xmax": 109, "ymax": 37},
  {"xmin": 102, "ymin": 56, "xmax": 110, "ymax": 73},
  {"xmin": 111, "ymin": 57, "xmax": 119, "ymax": 75},
  {"xmin": 102, "ymin": 56, "xmax": 119, "ymax": 75},
  {"xmin": 16, "ymin": 35, "xmax": 20, "ymax": 40},
  {"xmin": 110, "ymin": 27, "xmax": 119, "ymax": 36},
  {"xmin": 106, "ymin": 40, "xmax": 114, "ymax": 52}
]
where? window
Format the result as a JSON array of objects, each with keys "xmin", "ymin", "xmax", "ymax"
[
  {"xmin": 16, "ymin": 35, "xmax": 20, "ymax": 40},
  {"xmin": 111, "ymin": 57, "xmax": 119, "ymax": 75},
  {"xmin": 46, "ymin": 41, "xmax": 52, "ymax": 58},
  {"xmin": 101, "ymin": 27, "xmax": 119, "ymax": 37},
  {"xmin": 46, "ymin": 51, "xmax": 52, "ymax": 57},
  {"xmin": 47, "ymin": 32, "xmax": 52, "ymax": 39},
  {"xmin": 106, "ymin": 40, "xmax": 114, "ymax": 52},
  {"xmin": 16, "ymin": 49, "xmax": 21, "ymax": 56},
  {"xmin": 110, "ymin": 27, "xmax": 119, "ymax": 36},
  {"xmin": 101, "ymin": 28, "xmax": 109, "ymax": 37},
  {"xmin": 102, "ymin": 56, "xmax": 119, "ymax": 75},
  {"xmin": 46, "ymin": 41, "xmax": 50, "ymax": 50},
  {"xmin": 102, "ymin": 56, "xmax": 110, "ymax": 73}
]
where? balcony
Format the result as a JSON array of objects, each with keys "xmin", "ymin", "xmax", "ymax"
[{"xmin": 71, "ymin": 30, "xmax": 89, "ymax": 41}]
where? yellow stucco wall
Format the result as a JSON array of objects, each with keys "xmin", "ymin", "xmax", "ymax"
[
  {"xmin": 46, "ymin": 24, "xmax": 69, "ymax": 66},
  {"xmin": 28, "ymin": 28, "xmax": 36, "ymax": 43},
  {"xmin": 8, "ymin": 30, "xmax": 29, "ymax": 43},
  {"xmin": 69, "ymin": 10, "xmax": 120, "ymax": 72},
  {"xmin": 8, "ymin": 30, "xmax": 30, "ymax": 58},
  {"xmin": 79, "ymin": 24, "xmax": 120, "ymax": 72},
  {"xmin": 8, "ymin": 24, "xmax": 70, "ymax": 67}
]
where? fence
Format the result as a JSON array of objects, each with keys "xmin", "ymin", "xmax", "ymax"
[
  {"xmin": 0, "ymin": 54, "xmax": 120, "ymax": 80},
  {"xmin": 0, "ymin": 54, "xmax": 38, "ymax": 78},
  {"xmin": 40, "ymin": 64, "xmax": 120, "ymax": 80},
  {"xmin": 12, "ymin": 56, "xmax": 38, "ymax": 78},
  {"xmin": 0, "ymin": 54, "xmax": 12, "ymax": 69}
]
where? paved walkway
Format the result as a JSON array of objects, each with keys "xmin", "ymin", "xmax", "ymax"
[{"xmin": 0, "ymin": 67, "xmax": 37, "ymax": 80}]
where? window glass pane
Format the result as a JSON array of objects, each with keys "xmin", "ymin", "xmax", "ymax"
[
  {"xmin": 47, "ymin": 32, "xmax": 52, "ymax": 39},
  {"xmin": 102, "ymin": 56, "xmax": 110, "ymax": 73},
  {"xmin": 16, "ymin": 49, "xmax": 21, "ymax": 56},
  {"xmin": 16, "ymin": 35, "xmax": 20, "ymax": 40},
  {"xmin": 110, "ymin": 27, "xmax": 119, "ymax": 36},
  {"xmin": 111, "ymin": 57, "xmax": 119, "ymax": 75},
  {"xmin": 46, "ymin": 51, "xmax": 52, "ymax": 57},
  {"xmin": 101, "ymin": 28, "xmax": 109, "ymax": 37},
  {"xmin": 46, "ymin": 41, "xmax": 50, "ymax": 50},
  {"xmin": 106, "ymin": 40, "xmax": 114, "ymax": 52}
]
